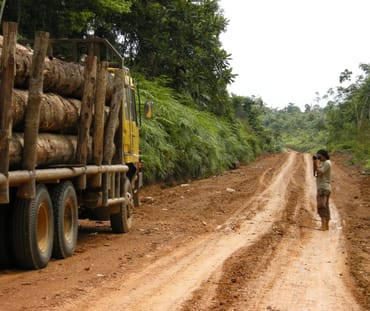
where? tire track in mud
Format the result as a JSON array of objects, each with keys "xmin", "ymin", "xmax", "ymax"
[
  {"xmin": 240, "ymin": 154, "xmax": 363, "ymax": 311},
  {"xmin": 181, "ymin": 152, "xmax": 309, "ymax": 310},
  {"xmin": 185, "ymin": 153, "xmax": 363, "ymax": 311},
  {"xmin": 66, "ymin": 152, "xmax": 298, "ymax": 311}
]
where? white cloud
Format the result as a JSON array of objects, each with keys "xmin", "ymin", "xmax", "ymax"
[{"xmin": 219, "ymin": 0, "xmax": 370, "ymax": 109}]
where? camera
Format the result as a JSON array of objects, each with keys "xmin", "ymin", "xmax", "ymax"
[{"xmin": 313, "ymin": 154, "xmax": 320, "ymax": 160}]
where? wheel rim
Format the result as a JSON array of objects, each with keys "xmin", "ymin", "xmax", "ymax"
[
  {"xmin": 64, "ymin": 198, "xmax": 74, "ymax": 244},
  {"xmin": 37, "ymin": 201, "xmax": 50, "ymax": 253}
]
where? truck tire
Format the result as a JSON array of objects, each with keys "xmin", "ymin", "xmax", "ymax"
[
  {"xmin": 50, "ymin": 181, "xmax": 78, "ymax": 259},
  {"xmin": 12, "ymin": 184, "xmax": 54, "ymax": 269},
  {"xmin": 110, "ymin": 178, "xmax": 133, "ymax": 233},
  {"xmin": 0, "ymin": 205, "xmax": 12, "ymax": 268}
]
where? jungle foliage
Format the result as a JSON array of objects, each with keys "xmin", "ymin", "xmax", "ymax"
[
  {"xmin": 326, "ymin": 64, "xmax": 370, "ymax": 169},
  {"xmin": 262, "ymin": 65, "xmax": 370, "ymax": 170},
  {"xmin": 136, "ymin": 76, "xmax": 264, "ymax": 183}
]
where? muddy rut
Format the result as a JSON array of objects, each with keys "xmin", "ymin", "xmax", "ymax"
[{"xmin": 0, "ymin": 152, "xmax": 367, "ymax": 311}]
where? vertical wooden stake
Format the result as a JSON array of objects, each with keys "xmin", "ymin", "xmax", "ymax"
[
  {"xmin": 103, "ymin": 69, "xmax": 124, "ymax": 165},
  {"xmin": 0, "ymin": 22, "xmax": 17, "ymax": 203},
  {"xmin": 76, "ymin": 55, "xmax": 97, "ymax": 190},
  {"xmin": 18, "ymin": 31, "xmax": 49, "ymax": 199},
  {"xmin": 102, "ymin": 69, "xmax": 124, "ymax": 206},
  {"xmin": 89, "ymin": 61, "xmax": 108, "ymax": 189}
]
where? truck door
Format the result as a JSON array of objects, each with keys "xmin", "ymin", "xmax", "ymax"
[{"xmin": 122, "ymin": 72, "xmax": 139, "ymax": 165}]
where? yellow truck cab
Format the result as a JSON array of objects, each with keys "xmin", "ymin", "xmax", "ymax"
[{"xmin": 120, "ymin": 68, "xmax": 143, "ymax": 205}]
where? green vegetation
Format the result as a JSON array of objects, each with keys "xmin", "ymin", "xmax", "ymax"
[
  {"xmin": 263, "ymin": 103, "xmax": 327, "ymax": 153},
  {"xmin": 136, "ymin": 76, "xmax": 265, "ymax": 183},
  {"xmin": 263, "ymin": 65, "xmax": 370, "ymax": 170},
  {"xmin": 326, "ymin": 65, "xmax": 370, "ymax": 169}
]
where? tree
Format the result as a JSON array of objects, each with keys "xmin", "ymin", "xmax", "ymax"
[
  {"xmin": 231, "ymin": 95, "xmax": 265, "ymax": 133},
  {"xmin": 118, "ymin": 0, "xmax": 235, "ymax": 116},
  {"xmin": 2, "ymin": 0, "xmax": 132, "ymax": 39}
]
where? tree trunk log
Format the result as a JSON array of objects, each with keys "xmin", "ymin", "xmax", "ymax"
[
  {"xmin": 89, "ymin": 61, "xmax": 108, "ymax": 189},
  {"xmin": 0, "ymin": 22, "xmax": 17, "ymax": 203},
  {"xmin": 9, "ymin": 133, "xmax": 92, "ymax": 169},
  {"xmin": 12, "ymin": 89, "xmax": 112, "ymax": 133},
  {"xmin": 12, "ymin": 89, "xmax": 81, "ymax": 132},
  {"xmin": 0, "ymin": 36, "xmax": 114, "ymax": 101},
  {"xmin": 20, "ymin": 31, "xmax": 49, "ymax": 198},
  {"xmin": 76, "ymin": 55, "xmax": 96, "ymax": 165},
  {"xmin": 103, "ymin": 69, "xmax": 124, "ymax": 165}
]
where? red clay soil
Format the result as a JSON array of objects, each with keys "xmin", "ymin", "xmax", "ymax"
[{"xmin": 0, "ymin": 152, "xmax": 368, "ymax": 311}]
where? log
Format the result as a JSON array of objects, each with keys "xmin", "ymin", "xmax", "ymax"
[
  {"xmin": 93, "ymin": 61, "xmax": 108, "ymax": 165},
  {"xmin": 0, "ymin": 36, "xmax": 115, "ymax": 101},
  {"xmin": 76, "ymin": 55, "xmax": 96, "ymax": 164},
  {"xmin": 76, "ymin": 55, "xmax": 97, "ymax": 189},
  {"xmin": 89, "ymin": 61, "xmax": 108, "ymax": 189},
  {"xmin": 102, "ymin": 69, "xmax": 124, "ymax": 206},
  {"xmin": 103, "ymin": 69, "xmax": 124, "ymax": 165},
  {"xmin": 0, "ymin": 22, "xmax": 17, "ymax": 203},
  {"xmin": 9, "ymin": 133, "xmax": 92, "ymax": 169},
  {"xmin": 19, "ymin": 31, "xmax": 49, "ymax": 198},
  {"xmin": 12, "ymin": 89, "xmax": 81, "ymax": 132},
  {"xmin": 12, "ymin": 89, "xmax": 112, "ymax": 133}
]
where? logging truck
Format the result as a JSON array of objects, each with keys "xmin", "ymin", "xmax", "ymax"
[{"xmin": 0, "ymin": 23, "xmax": 149, "ymax": 269}]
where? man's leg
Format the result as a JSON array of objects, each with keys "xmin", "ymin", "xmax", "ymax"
[
  {"xmin": 324, "ymin": 193, "xmax": 331, "ymax": 230},
  {"xmin": 317, "ymin": 192, "xmax": 330, "ymax": 230}
]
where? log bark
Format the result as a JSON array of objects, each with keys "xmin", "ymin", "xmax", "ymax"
[
  {"xmin": 20, "ymin": 31, "xmax": 49, "ymax": 198},
  {"xmin": 76, "ymin": 55, "xmax": 97, "ymax": 189},
  {"xmin": 0, "ymin": 22, "xmax": 17, "ymax": 203},
  {"xmin": 22, "ymin": 32, "xmax": 49, "ymax": 170},
  {"xmin": 0, "ymin": 36, "xmax": 114, "ymax": 101},
  {"xmin": 9, "ymin": 133, "xmax": 92, "ymax": 169},
  {"xmin": 12, "ymin": 89, "xmax": 81, "ymax": 132},
  {"xmin": 76, "ymin": 55, "xmax": 96, "ymax": 165},
  {"xmin": 12, "ymin": 89, "xmax": 111, "ymax": 133},
  {"xmin": 89, "ymin": 61, "xmax": 108, "ymax": 189},
  {"xmin": 93, "ymin": 61, "xmax": 108, "ymax": 165},
  {"xmin": 102, "ymin": 69, "xmax": 124, "ymax": 206},
  {"xmin": 103, "ymin": 69, "xmax": 124, "ymax": 165}
]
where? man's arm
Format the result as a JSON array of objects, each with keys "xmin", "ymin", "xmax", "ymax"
[
  {"xmin": 313, "ymin": 159, "xmax": 319, "ymax": 176},
  {"xmin": 316, "ymin": 161, "xmax": 329, "ymax": 176}
]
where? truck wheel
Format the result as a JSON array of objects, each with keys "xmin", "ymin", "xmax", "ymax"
[
  {"xmin": 0, "ymin": 205, "xmax": 12, "ymax": 268},
  {"xmin": 50, "ymin": 181, "xmax": 78, "ymax": 259},
  {"xmin": 12, "ymin": 184, "xmax": 54, "ymax": 269},
  {"xmin": 110, "ymin": 179, "xmax": 133, "ymax": 233}
]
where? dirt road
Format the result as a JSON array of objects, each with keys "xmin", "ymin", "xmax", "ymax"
[{"xmin": 0, "ymin": 152, "xmax": 369, "ymax": 311}]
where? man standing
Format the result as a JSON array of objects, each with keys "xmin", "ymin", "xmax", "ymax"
[{"xmin": 313, "ymin": 149, "xmax": 332, "ymax": 231}]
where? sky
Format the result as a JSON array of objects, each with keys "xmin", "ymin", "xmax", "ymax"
[{"xmin": 218, "ymin": 0, "xmax": 370, "ymax": 110}]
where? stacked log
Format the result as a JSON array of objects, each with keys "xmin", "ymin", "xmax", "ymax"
[
  {"xmin": 0, "ymin": 36, "xmax": 115, "ymax": 101},
  {"xmin": 9, "ymin": 133, "xmax": 89, "ymax": 169},
  {"xmin": 12, "ymin": 89, "xmax": 81, "ymax": 133},
  {"xmin": 0, "ymin": 35, "xmax": 120, "ymax": 170}
]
